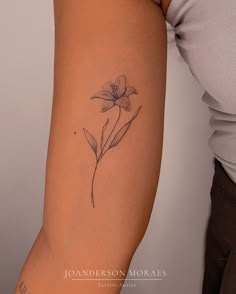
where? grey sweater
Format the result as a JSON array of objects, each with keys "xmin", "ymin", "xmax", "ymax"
[{"xmin": 164, "ymin": 0, "xmax": 236, "ymax": 183}]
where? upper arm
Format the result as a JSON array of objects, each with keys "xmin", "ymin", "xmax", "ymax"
[
  {"xmin": 47, "ymin": 0, "xmax": 167, "ymax": 235},
  {"xmin": 47, "ymin": 0, "xmax": 167, "ymax": 261}
]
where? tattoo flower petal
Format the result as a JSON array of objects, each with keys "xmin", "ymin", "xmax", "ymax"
[
  {"xmin": 115, "ymin": 96, "xmax": 130, "ymax": 111},
  {"xmin": 102, "ymin": 81, "xmax": 114, "ymax": 93},
  {"xmin": 125, "ymin": 86, "xmax": 137, "ymax": 97},
  {"xmin": 114, "ymin": 75, "xmax": 126, "ymax": 98},
  {"xmin": 91, "ymin": 91, "xmax": 113, "ymax": 100},
  {"xmin": 101, "ymin": 100, "xmax": 115, "ymax": 112}
]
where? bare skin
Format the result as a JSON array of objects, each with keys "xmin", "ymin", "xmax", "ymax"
[
  {"xmin": 160, "ymin": 0, "xmax": 172, "ymax": 17},
  {"xmin": 15, "ymin": 1, "xmax": 167, "ymax": 293}
]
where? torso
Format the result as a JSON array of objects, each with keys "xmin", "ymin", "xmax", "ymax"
[{"xmin": 163, "ymin": 0, "xmax": 236, "ymax": 184}]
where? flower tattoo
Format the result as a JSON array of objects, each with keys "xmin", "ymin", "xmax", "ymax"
[
  {"xmin": 83, "ymin": 75, "xmax": 142, "ymax": 208},
  {"xmin": 91, "ymin": 75, "xmax": 137, "ymax": 112}
]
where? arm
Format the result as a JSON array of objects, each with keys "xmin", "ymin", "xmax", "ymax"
[{"xmin": 15, "ymin": 0, "xmax": 167, "ymax": 293}]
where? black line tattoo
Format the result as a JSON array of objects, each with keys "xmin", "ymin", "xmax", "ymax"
[
  {"xmin": 18, "ymin": 280, "xmax": 31, "ymax": 294},
  {"xmin": 83, "ymin": 75, "xmax": 142, "ymax": 208}
]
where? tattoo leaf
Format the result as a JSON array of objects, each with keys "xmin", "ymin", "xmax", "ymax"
[
  {"xmin": 109, "ymin": 106, "xmax": 142, "ymax": 148},
  {"xmin": 83, "ymin": 128, "xmax": 97, "ymax": 155},
  {"xmin": 101, "ymin": 118, "xmax": 109, "ymax": 148},
  {"xmin": 132, "ymin": 105, "xmax": 142, "ymax": 120},
  {"xmin": 109, "ymin": 121, "xmax": 131, "ymax": 148},
  {"xmin": 102, "ymin": 118, "xmax": 109, "ymax": 133}
]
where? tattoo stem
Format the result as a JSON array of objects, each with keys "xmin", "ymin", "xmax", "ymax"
[
  {"xmin": 99, "ymin": 106, "xmax": 121, "ymax": 160},
  {"xmin": 91, "ymin": 161, "xmax": 98, "ymax": 208}
]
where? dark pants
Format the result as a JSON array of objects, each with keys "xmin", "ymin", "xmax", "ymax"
[{"xmin": 202, "ymin": 159, "xmax": 236, "ymax": 294}]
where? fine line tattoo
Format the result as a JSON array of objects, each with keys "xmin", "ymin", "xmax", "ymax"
[{"xmin": 83, "ymin": 75, "xmax": 142, "ymax": 208}]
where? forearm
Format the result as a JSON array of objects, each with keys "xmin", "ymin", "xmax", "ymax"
[{"xmin": 15, "ymin": 1, "xmax": 167, "ymax": 293}]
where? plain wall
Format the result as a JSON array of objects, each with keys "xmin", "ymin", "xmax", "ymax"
[{"xmin": 0, "ymin": 1, "xmax": 214, "ymax": 293}]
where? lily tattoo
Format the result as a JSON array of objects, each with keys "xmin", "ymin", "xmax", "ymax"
[{"xmin": 83, "ymin": 75, "xmax": 142, "ymax": 208}]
